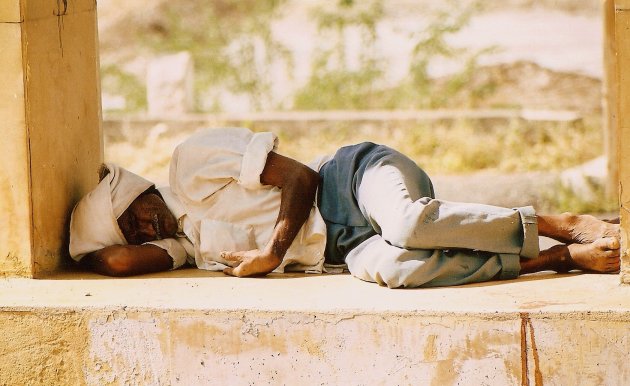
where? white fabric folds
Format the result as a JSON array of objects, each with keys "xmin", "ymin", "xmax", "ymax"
[
  {"xmin": 69, "ymin": 163, "xmax": 154, "ymax": 261},
  {"xmin": 167, "ymin": 128, "xmax": 327, "ymax": 273}
]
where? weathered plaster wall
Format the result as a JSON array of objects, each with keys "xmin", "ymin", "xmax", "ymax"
[
  {"xmin": 617, "ymin": 0, "xmax": 630, "ymax": 283},
  {"xmin": 0, "ymin": 273, "xmax": 629, "ymax": 384},
  {"xmin": 1, "ymin": 307, "xmax": 629, "ymax": 385},
  {"xmin": 84, "ymin": 311, "xmax": 630, "ymax": 385},
  {"xmin": 0, "ymin": 310, "xmax": 88, "ymax": 385},
  {"xmin": 0, "ymin": 0, "xmax": 103, "ymax": 277},
  {"xmin": 86, "ymin": 311, "xmax": 523, "ymax": 385}
]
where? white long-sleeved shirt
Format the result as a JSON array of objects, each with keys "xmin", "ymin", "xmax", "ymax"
[{"xmin": 147, "ymin": 128, "xmax": 327, "ymax": 273}]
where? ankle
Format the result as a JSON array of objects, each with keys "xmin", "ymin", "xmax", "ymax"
[
  {"xmin": 539, "ymin": 213, "xmax": 577, "ymax": 243},
  {"xmin": 545, "ymin": 244, "xmax": 572, "ymax": 273}
]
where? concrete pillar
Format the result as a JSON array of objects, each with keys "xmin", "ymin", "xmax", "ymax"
[
  {"xmin": 0, "ymin": 0, "xmax": 103, "ymax": 277},
  {"xmin": 604, "ymin": 0, "xmax": 619, "ymax": 199},
  {"xmin": 616, "ymin": 0, "xmax": 630, "ymax": 283}
]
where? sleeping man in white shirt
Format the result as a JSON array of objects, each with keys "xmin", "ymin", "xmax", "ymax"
[{"xmin": 69, "ymin": 128, "xmax": 620, "ymax": 288}]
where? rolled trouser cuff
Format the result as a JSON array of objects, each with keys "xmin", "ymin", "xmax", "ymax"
[
  {"xmin": 515, "ymin": 205, "xmax": 539, "ymax": 259},
  {"xmin": 498, "ymin": 253, "xmax": 521, "ymax": 279}
]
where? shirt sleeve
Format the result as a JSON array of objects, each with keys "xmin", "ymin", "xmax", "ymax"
[
  {"xmin": 169, "ymin": 128, "xmax": 278, "ymax": 204},
  {"xmin": 239, "ymin": 131, "xmax": 277, "ymax": 188},
  {"xmin": 144, "ymin": 238, "xmax": 188, "ymax": 269}
]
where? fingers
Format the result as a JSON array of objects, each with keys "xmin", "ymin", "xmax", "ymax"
[
  {"xmin": 221, "ymin": 251, "xmax": 242, "ymax": 276},
  {"xmin": 223, "ymin": 264, "xmax": 253, "ymax": 278},
  {"xmin": 220, "ymin": 249, "xmax": 275, "ymax": 278},
  {"xmin": 221, "ymin": 251, "xmax": 242, "ymax": 267},
  {"xmin": 223, "ymin": 266, "xmax": 241, "ymax": 277},
  {"xmin": 222, "ymin": 251, "xmax": 248, "ymax": 276}
]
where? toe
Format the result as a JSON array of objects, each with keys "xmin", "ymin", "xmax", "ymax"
[
  {"xmin": 607, "ymin": 261, "xmax": 620, "ymax": 273},
  {"xmin": 602, "ymin": 237, "xmax": 620, "ymax": 250}
]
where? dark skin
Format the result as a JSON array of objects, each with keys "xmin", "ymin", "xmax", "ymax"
[
  {"xmin": 83, "ymin": 152, "xmax": 620, "ymax": 278},
  {"xmin": 116, "ymin": 191, "xmax": 179, "ymax": 245},
  {"xmin": 82, "ymin": 152, "xmax": 320, "ymax": 277},
  {"xmin": 221, "ymin": 152, "xmax": 320, "ymax": 277}
]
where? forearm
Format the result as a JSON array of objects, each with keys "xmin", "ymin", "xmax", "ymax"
[
  {"xmin": 260, "ymin": 152, "xmax": 320, "ymax": 264},
  {"xmin": 264, "ymin": 168, "xmax": 319, "ymax": 261},
  {"xmin": 84, "ymin": 244, "xmax": 173, "ymax": 276},
  {"xmin": 222, "ymin": 152, "xmax": 321, "ymax": 277}
]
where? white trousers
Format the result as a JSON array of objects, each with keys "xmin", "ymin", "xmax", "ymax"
[{"xmin": 346, "ymin": 157, "xmax": 539, "ymax": 288}]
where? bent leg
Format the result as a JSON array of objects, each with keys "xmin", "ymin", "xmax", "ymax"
[
  {"xmin": 356, "ymin": 151, "xmax": 538, "ymax": 258},
  {"xmin": 345, "ymin": 235, "xmax": 521, "ymax": 288}
]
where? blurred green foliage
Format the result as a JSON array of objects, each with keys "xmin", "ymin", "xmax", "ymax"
[
  {"xmin": 100, "ymin": 0, "xmax": 610, "ymax": 211},
  {"xmin": 294, "ymin": 0, "xmax": 495, "ymax": 110},
  {"xmin": 102, "ymin": 0, "xmax": 495, "ymax": 112},
  {"xmin": 272, "ymin": 119, "xmax": 603, "ymax": 174},
  {"xmin": 293, "ymin": 0, "xmax": 385, "ymax": 109},
  {"xmin": 108, "ymin": 0, "xmax": 291, "ymax": 112},
  {"xmin": 101, "ymin": 65, "xmax": 147, "ymax": 112},
  {"xmin": 545, "ymin": 178, "xmax": 617, "ymax": 214}
]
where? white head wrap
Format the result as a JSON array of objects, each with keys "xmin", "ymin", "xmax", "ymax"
[{"xmin": 69, "ymin": 163, "xmax": 154, "ymax": 261}]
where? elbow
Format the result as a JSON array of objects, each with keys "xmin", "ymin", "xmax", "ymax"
[
  {"xmin": 88, "ymin": 246, "xmax": 137, "ymax": 277},
  {"xmin": 299, "ymin": 167, "xmax": 321, "ymax": 196},
  {"xmin": 102, "ymin": 263, "xmax": 133, "ymax": 277}
]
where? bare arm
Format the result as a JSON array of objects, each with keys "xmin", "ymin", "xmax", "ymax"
[
  {"xmin": 82, "ymin": 244, "xmax": 173, "ymax": 277},
  {"xmin": 222, "ymin": 151, "xmax": 320, "ymax": 277}
]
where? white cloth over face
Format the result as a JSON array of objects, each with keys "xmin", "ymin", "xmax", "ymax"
[
  {"xmin": 69, "ymin": 163, "xmax": 154, "ymax": 261},
  {"xmin": 147, "ymin": 127, "xmax": 327, "ymax": 273}
]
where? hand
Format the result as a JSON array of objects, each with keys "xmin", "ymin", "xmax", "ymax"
[{"xmin": 221, "ymin": 249, "xmax": 282, "ymax": 277}]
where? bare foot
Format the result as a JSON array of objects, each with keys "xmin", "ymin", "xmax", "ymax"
[
  {"xmin": 565, "ymin": 237, "xmax": 620, "ymax": 273},
  {"xmin": 567, "ymin": 214, "xmax": 620, "ymax": 244},
  {"xmin": 539, "ymin": 213, "xmax": 620, "ymax": 244}
]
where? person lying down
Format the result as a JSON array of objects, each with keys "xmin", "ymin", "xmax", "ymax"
[{"xmin": 69, "ymin": 128, "xmax": 620, "ymax": 288}]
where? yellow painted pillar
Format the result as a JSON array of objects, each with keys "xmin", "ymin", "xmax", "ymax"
[
  {"xmin": 605, "ymin": 0, "xmax": 619, "ymax": 199},
  {"xmin": 0, "ymin": 0, "xmax": 102, "ymax": 277},
  {"xmin": 616, "ymin": 0, "xmax": 630, "ymax": 283}
]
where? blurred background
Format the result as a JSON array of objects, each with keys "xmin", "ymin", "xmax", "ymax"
[{"xmin": 98, "ymin": 0, "xmax": 614, "ymax": 214}]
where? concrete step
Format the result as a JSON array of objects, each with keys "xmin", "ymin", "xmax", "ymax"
[{"xmin": 1, "ymin": 271, "xmax": 629, "ymax": 385}]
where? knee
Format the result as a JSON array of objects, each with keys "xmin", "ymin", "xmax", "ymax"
[
  {"xmin": 346, "ymin": 241, "xmax": 433, "ymax": 288},
  {"xmin": 380, "ymin": 213, "xmax": 427, "ymax": 249},
  {"xmin": 345, "ymin": 238, "xmax": 405, "ymax": 288},
  {"xmin": 379, "ymin": 198, "xmax": 439, "ymax": 249},
  {"xmin": 347, "ymin": 257, "xmax": 408, "ymax": 288},
  {"xmin": 381, "ymin": 224, "xmax": 416, "ymax": 249}
]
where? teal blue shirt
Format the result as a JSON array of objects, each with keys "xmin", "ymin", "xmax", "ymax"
[{"xmin": 317, "ymin": 143, "xmax": 435, "ymax": 264}]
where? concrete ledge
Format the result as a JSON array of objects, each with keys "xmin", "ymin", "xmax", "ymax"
[{"xmin": 1, "ymin": 271, "xmax": 629, "ymax": 384}]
